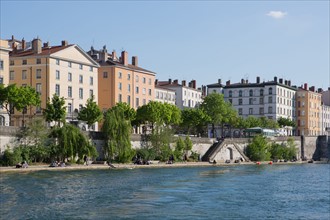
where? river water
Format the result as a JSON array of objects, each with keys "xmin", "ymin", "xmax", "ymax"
[{"xmin": 1, "ymin": 164, "xmax": 329, "ymax": 220}]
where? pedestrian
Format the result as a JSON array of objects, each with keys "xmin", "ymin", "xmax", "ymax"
[{"xmin": 84, "ymin": 155, "xmax": 87, "ymax": 166}]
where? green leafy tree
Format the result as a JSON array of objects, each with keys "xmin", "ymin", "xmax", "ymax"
[
  {"xmin": 180, "ymin": 108, "xmax": 210, "ymax": 135},
  {"xmin": 174, "ymin": 137, "xmax": 185, "ymax": 161},
  {"xmin": 0, "ymin": 84, "xmax": 41, "ymax": 126},
  {"xmin": 245, "ymin": 135, "xmax": 271, "ymax": 161},
  {"xmin": 43, "ymin": 94, "xmax": 66, "ymax": 127},
  {"xmin": 102, "ymin": 107, "xmax": 134, "ymax": 163},
  {"xmin": 78, "ymin": 96, "xmax": 103, "ymax": 130},
  {"xmin": 111, "ymin": 102, "xmax": 136, "ymax": 122}
]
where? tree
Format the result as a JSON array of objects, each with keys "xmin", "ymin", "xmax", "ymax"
[
  {"xmin": 78, "ymin": 95, "xmax": 103, "ymax": 130},
  {"xmin": 180, "ymin": 108, "xmax": 210, "ymax": 135},
  {"xmin": 43, "ymin": 94, "xmax": 66, "ymax": 127},
  {"xmin": 0, "ymin": 84, "xmax": 41, "ymax": 126},
  {"xmin": 111, "ymin": 102, "xmax": 136, "ymax": 122},
  {"xmin": 278, "ymin": 117, "xmax": 296, "ymax": 135},
  {"xmin": 136, "ymin": 101, "xmax": 162, "ymax": 131},
  {"xmin": 102, "ymin": 107, "xmax": 134, "ymax": 163},
  {"xmin": 245, "ymin": 135, "xmax": 271, "ymax": 161}
]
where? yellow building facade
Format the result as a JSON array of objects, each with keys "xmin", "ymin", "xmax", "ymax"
[
  {"xmin": 9, "ymin": 38, "xmax": 100, "ymax": 129},
  {"xmin": 0, "ymin": 39, "xmax": 12, "ymax": 125},
  {"xmin": 296, "ymin": 85, "xmax": 322, "ymax": 136}
]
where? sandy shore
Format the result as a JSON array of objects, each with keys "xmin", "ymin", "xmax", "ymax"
[{"xmin": 0, "ymin": 160, "xmax": 319, "ymax": 173}]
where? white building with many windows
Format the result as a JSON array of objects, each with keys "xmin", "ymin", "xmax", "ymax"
[
  {"xmin": 154, "ymin": 86, "xmax": 176, "ymax": 105},
  {"xmin": 156, "ymin": 79, "xmax": 203, "ymax": 109},
  {"xmin": 223, "ymin": 77, "xmax": 296, "ymax": 122}
]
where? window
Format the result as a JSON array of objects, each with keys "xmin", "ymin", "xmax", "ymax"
[
  {"xmin": 259, "ymin": 97, "xmax": 264, "ymax": 104},
  {"xmin": 268, "ymin": 96, "xmax": 273, "ymax": 103},
  {"xmin": 89, "ymin": 66, "xmax": 93, "ymax": 72},
  {"xmin": 89, "ymin": 89, "xmax": 93, "ymax": 98},
  {"xmin": 0, "ymin": 76, "xmax": 3, "ymax": 84},
  {"xmin": 22, "ymin": 70, "xmax": 27, "ymax": 80},
  {"xmin": 149, "ymin": 89, "xmax": 152, "ymax": 96},
  {"xmin": 143, "ymin": 99, "xmax": 146, "ymax": 105},
  {"xmin": 56, "ymin": 70, "xmax": 60, "ymax": 80},
  {"xmin": 143, "ymin": 88, "xmax": 146, "ymax": 95},
  {"xmin": 136, "ymin": 98, "xmax": 139, "ymax": 108},
  {"xmin": 128, "ymin": 84, "xmax": 131, "ymax": 92},
  {"xmin": 79, "ymin": 105, "xmax": 83, "ymax": 111},
  {"xmin": 143, "ymin": 77, "xmax": 146, "ymax": 84},
  {"xmin": 68, "ymin": 62, "xmax": 72, "ymax": 67},
  {"xmin": 90, "ymin": 77, "xmax": 93, "ymax": 85},
  {"xmin": 56, "ymin": 59, "xmax": 60, "ymax": 65},
  {"xmin": 249, "ymin": 108, "xmax": 253, "ymax": 115},
  {"xmin": 136, "ymin": 86, "xmax": 139, "ymax": 94},
  {"xmin": 229, "ymin": 90, "xmax": 232, "ymax": 97},
  {"xmin": 127, "ymin": 73, "xmax": 131, "ymax": 80},
  {"xmin": 79, "ymin": 64, "xmax": 83, "ymax": 70},
  {"xmin": 238, "ymin": 108, "xmax": 242, "ymax": 115},
  {"xmin": 268, "ymin": 106, "xmax": 272, "ymax": 114},
  {"xmin": 118, "ymin": 82, "xmax": 122, "ymax": 90},
  {"xmin": 36, "ymin": 58, "xmax": 41, "ymax": 64},
  {"xmin": 36, "ymin": 106, "xmax": 42, "ymax": 113},
  {"xmin": 10, "ymin": 60, "xmax": 14, "ymax": 66},
  {"xmin": 79, "ymin": 75, "xmax": 83, "ymax": 83},
  {"xmin": 119, "ymin": 72, "xmax": 122, "ymax": 78},
  {"xmin": 149, "ymin": 78, "xmax": 152, "ymax": 85},
  {"xmin": 135, "ymin": 75, "xmax": 139, "ymax": 82},
  {"xmin": 0, "ymin": 60, "xmax": 4, "ymax": 70},
  {"xmin": 239, "ymin": 99, "xmax": 242, "ymax": 105},
  {"xmin": 22, "ymin": 60, "xmax": 27, "ymax": 65},
  {"xmin": 55, "ymin": 84, "xmax": 60, "ymax": 96},
  {"xmin": 239, "ymin": 90, "xmax": 242, "ymax": 97},
  {"xmin": 249, "ymin": 98, "xmax": 253, "ymax": 105},
  {"xmin": 268, "ymin": 87, "xmax": 273, "ymax": 95},
  {"xmin": 103, "ymin": 72, "xmax": 108, "ymax": 78},
  {"xmin": 79, "ymin": 88, "xmax": 83, "ymax": 99},
  {"xmin": 35, "ymin": 69, "xmax": 41, "ymax": 79},
  {"xmin": 260, "ymin": 89, "xmax": 264, "ymax": 96},
  {"xmin": 36, "ymin": 83, "xmax": 42, "ymax": 95},
  {"xmin": 229, "ymin": 99, "xmax": 232, "ymax": 104},
  {"xmin": 68, "ymin": 86, "xmax": 72, "ymax": 97},
  {"xmin": 249, "ymin": 89, "xmax": 253, "ymax": 96},
  {"xmin": 127, "ymin": 95, "xmax": 131, "ymax": 105},
  {"xmin": 118, "ymin": 94, "xmax": 122, "ymax": 102},
  {"xmin": 259, "ymin": 107, "xmax": 264, "ymax": 115},
  {"xmin": 68, "ymin": 103, "xmax": 72, "ymax": 113},
  {"xmin": 68, "ymin": 72, "xmax": 72, "ymax": 82},
  {"xmin": 10, "ymin": 71, "xmax": 14, "ymax": 80}
]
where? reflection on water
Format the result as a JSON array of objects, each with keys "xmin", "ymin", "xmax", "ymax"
[{"xmin": 1, "ymin": 164, "xmax": 329, "ymax": 219}]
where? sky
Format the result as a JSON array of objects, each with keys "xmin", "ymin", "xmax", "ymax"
[{"xmin": 1, "ymin": 0, "xmax": 329, "ymax": 90}]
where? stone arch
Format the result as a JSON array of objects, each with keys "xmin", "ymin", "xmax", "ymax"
[{"xmin": 226, "ymin": 147, "xmax": 233, "ymax": 160}]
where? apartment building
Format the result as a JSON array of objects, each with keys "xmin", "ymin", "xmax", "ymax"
[
  {"xmin": 156, "ymin": 79, "xmax": 203, "ymax": 109},
  {"xmin": 206, "ymin": 79, "xmax": 224, "ymax": 95},
  {"xmin": 9, "ymin": 37, "xmax": 100, "ymax": 129},
  {"xmin": 154, "ymin": 85, "xmax": 176, "ymax": 105},
  {"xmin": 88, "ymin": 46, "xmax": 155, "ymax": 111},
  {"xmin": 0, "ymin": 39, "xmax": 12, "ymax": 126},
  {"xmin": 296, "ymin": 84, "xmax": 322, "ymax": 136}
]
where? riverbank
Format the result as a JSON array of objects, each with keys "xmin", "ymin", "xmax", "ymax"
[{"xmin": 1, "ymin": 160, "xmax": 325, "ymax": 173}]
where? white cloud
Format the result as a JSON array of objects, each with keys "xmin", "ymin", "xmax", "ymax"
[{"xmin": 266, "ymin": 11, "xmax": 287, "ymax": 19}]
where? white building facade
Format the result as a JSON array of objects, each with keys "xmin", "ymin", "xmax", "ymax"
[
  {"xmin": 154, "ymin": 86, "xmax": 176, "ymax": 105},
  {"xmin": 321, "ymin": 104, "xmax": 330, "ymax": 135}
]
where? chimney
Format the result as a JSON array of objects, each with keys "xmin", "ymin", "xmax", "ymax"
[
  {"xmin": 21, "ymin": 38, "xmax": 26, "ymax": 50},
  {"xmin": 169, "ymin": 78, "xmax": 172, "ymax": 84},
  {"xmin": 61, "ymin": 40, "xmax": 68, "ymax": 46},
  {"xmin": 241, "ymin": 79, "xmax": 244, "ymax": 84},
  {"xmin": 100, "ymin": 45, "xmax": 108, "ymax": 62},
  {"xmin": 32, "ymin": 38, "xmax": 42, "ymax": 54},
  {"xmin": 12, "ymin": 42, "xmax": 16, "ymax": 50},
  {"xmin": 256, "ymin": 76, "xmax": 260, "ymax": 84},
  {"xmin": 226, "ymin": 80, "xmax": 230, "ymax": 86},
  {"xmin": 191, "ymin": 80, "xmax": 196, "ymax": 89},
  {"xmin": 304, "ymin": 83, "xmax": 307, "ymax": 90},
  {"xmin": 182, "ymin": 80, "xmax": 186, "ymax": 87},
  {"xmin": 274, "ymin": 76, "xmax": 278, "ymax": 82},
  {"xmin": 43, "ymin": 42, "xmax": 49, "ymax": 48},
  {"xmin": 309, "ymin": 86, "xmax": 315, "ymax": 92},
  {"xmin": 132, "ymin": 56, "xmax": 138, "ymax": 66},
  {"xmin": 11, "ymin": 35, "xmax": 14, "ymax": 40},
  {"xmin": 121, "ymin": 51, "xmax": 128, "ymax": 66},
  {"xmin": 155, "ymin": 79, "xmax": 158, "ymax": 85},
  {"xmin": 279, "ymin": 78, "xmax": 283, "ymax": 84},
  {"xmin": 285, "ymin": 80, "xmax": 288, "ymax": 85},
  {"xmin": 288, "ymin": 80, "xmax": 291, "ymax": 86},
  {"xmin": 188, "ymin": 82, "xmax": 192, "ymax": 88},
  {"xmin": 202, "ymin": 85, "xmax": 206, "ymax": 96},
  {"xmin": 218, "ymin": 79, "xmax": 222, "ymax": 84},
  {"xmin": 111, "ymin": 50, "xmax": 117, "ymax": 61},
  {"xmin": 173, "ymin": 79, "xmax": 178, "ymax": 84},
  {"xmin": 317, "ymin": 88, "xmax": 323, "ymax": 93}
]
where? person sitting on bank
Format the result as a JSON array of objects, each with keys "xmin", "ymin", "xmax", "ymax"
[
  {"xmin": 16, "ymin": 162, "xmax": 22, "ymax": 168},
  {"xmin": 22, "ymin": 161, "xmax": 28, "ymax": 168}
]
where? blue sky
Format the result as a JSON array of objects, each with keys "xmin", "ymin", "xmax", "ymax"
[{"xmin": 1, "ymin": 1, "xmax": 329, "ymax": 90}]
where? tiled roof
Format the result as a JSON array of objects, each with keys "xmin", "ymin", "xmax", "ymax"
[
  {"xmin": 100, "ymin": 59, "xmax": 156, "ymax": 74},
  {"xmin": 10, "ymin": 45, "xmax": 72, "ymax": 57}
]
